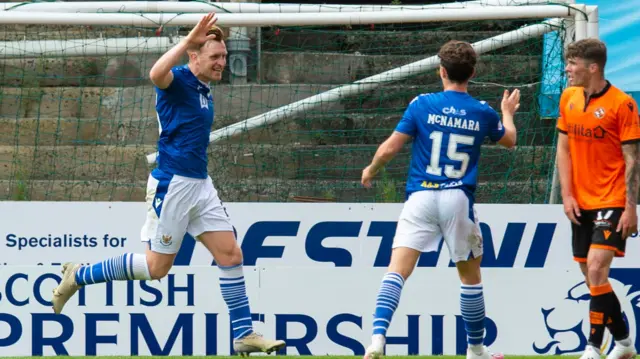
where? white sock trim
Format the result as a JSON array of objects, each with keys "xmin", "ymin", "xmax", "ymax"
[{"xmin": 131, "ymin": 253, "xmax": 151, "ymax": 280}]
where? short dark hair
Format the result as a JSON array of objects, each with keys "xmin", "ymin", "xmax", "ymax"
[
  {"xmin": 566, "ymin": 38, "xmax": 607, "ymax": 72},
  {"xmin": 437, "ymin": 40, "xmax": 477, "ymax": 83}
]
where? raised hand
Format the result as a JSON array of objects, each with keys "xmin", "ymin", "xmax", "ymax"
[
  {"xmin": 185, "ymin": 12, "xmax": 219, "ymax": 46},
  {"xmin": 501, "ymin": 88, "xmax": 521, "ymax": 117}
]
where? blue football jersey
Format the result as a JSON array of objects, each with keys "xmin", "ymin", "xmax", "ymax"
[
  {"xmin": 154, "ymin": 65, "xmax": 214, "ymax": 179},
  {"xmin": 395, "ymin": 90, "xmax": 505, "ymax": 197}
]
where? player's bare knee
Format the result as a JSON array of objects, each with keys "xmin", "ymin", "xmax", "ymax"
[
  {"xmin": 456, "ymin": 257, "xmax": 482, "ymax": 285},
  {"xmin": 145, "ymin": 252, "xmax": 174, "ymax": 280},
  {"xmin": 579, "ymin": 262, "xmax": 590, "ymax": 286},
  {"xmin": 215, "ymin": 243, "xmax": 243, "ymax": 267},
  {"xmin": 586, "ymin": 254, "xmax": 612, "ymax": 286},
  {"xmin": 587, "ymin": 248, "xmax": 613, "ymax": 273},
  {"xmin": 388, "ymin": 247, "xmax": 420, "ymax": 280},
  {"xmin": 388, "ymin": 265, "xmax": 413, "ymax": 281},
  {"xmin": 146, "ymin": 259, "xmax": 172, "ymax": 280}
]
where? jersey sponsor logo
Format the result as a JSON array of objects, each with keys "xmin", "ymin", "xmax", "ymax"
[
  {"xmin": 567, "ymin": 123, "xmax": 605, "ymax": 139},
  {"xmin": 442, "ymin": 106, "xmax": 467, "ymax": 116},
  {"xmin": 420, "ymin": 180, "xmax": 463, "ymax": 189},
  {"xmin": 199, "ymin": 93, "xmax": 210, "ymax": 109},
  {"xmin": 421, "ymin": 181, "xmax": 440, "ymax": 189},
  {"xmin": 427, "ymin": 114, "xmax": 480, "ymax": 132}
]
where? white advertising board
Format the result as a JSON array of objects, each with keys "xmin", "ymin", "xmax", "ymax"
[{"xmin": 0, "ymin": 202, "xmax": 639, "ymax": 356}]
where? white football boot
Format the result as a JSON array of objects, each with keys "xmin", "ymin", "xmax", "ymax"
[
  {"xmin": 233, "ymin": 332, "xmax": 286, "ymax": 356},
  {"xmin": 581, "ymin": 345, "xmax": 603, "ymax": 359},
  {"xmin": 467, "ymin": 345, "xmax": 504, "ymax": 359},
  {"xmin": 363, "ymin": 334, "xmax": 385, "ymax": 359},
  {"xmin": 607, "ymin": 339, "xmax": 637, "ymax": 359},
  {"xmin": 52, "ymin": 262, "xmax": 82, "ymax": 314}
]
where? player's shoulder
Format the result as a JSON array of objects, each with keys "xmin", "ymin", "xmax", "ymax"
[
  {"xmin": 463, "ymin": 94, "xmax": 499, "ymax": 119},
  {"xmin": 608, "ymin": 84, "xmax": 636, "ymax": 107},
  {"xmin": 561, "ymin": 86, "xmax": 581, "ymax": 96},
  {"xmin": 408, "ymin": 92, "xmax": 437, "ymax": 105}
]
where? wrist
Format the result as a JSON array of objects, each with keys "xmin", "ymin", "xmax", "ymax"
[{"xmin": 179, "ymin": 38, "xmax": 193, "ymax": 49}]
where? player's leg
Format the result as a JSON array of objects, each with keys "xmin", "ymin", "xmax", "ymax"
[
  {"xmin": 437, "ymin": 189, "xmax": 502, "ymax": 359},
  {"xmin": 188, "ymin": 177, "xmax": 285, "ymax": 355},
  {"xmin": 51, "ymin": 172, "xmax": 189, "ymax": 314},
  {"xmin": 572, "ymin": 215, "xmax": 591, "ymax": 287},
  {"xmin": 364, "ymin": 191, "xmax": 441, "ymax": 359},
  {"xmin": 583, "ymin": 209, "xmax": 635, "ymax": 359}
]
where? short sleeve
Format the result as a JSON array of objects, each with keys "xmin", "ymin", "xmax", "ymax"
[
  {"xmin": 556, "ymin": 89, "xmax": 572, "ymax": 134},
  {"xmin": 159, "ymin": 67, "xmax": 187, "ymax": 95},
  {"xmin": 395, "ymin": 96, "xmax": 419, "ymax": 137},
  {"xmin": 619, "ymin": 96, "xmax": 640, "ymax": 144},
  {"xmin": 486, "ymin": 107, "xmax": 505, "ymax": 142}
]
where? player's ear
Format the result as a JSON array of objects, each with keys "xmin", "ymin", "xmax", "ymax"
[
  {"xmin": 186, "ymin": 48, "xmax": 198, "ymax": 62},
  {"xmin": 439, "ymin": 65, "xmax": 447, "ymax": 79}
]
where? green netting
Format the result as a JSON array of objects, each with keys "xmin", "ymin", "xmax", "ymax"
[{"xmin": 0, "ymin": 13, "xmax": 567, "ymax": 203}]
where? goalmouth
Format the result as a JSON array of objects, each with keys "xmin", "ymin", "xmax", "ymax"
[{"xmin": 0, "ymin": 0, "xmax": 597, "ymax": 204}]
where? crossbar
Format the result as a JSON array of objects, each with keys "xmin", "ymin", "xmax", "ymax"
[
  {"xmin": 0, "ymin": 6, "xmax": 573, "ymax": 26},
  {"xmin": 144, "ymin": 18, "xmax": 566, "ymax": 163},
  {"xmin": 0, "ymin": 0, "xmax": 574, "ymax": 14}
]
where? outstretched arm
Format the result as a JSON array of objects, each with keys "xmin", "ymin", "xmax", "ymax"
[{"xmin": 361, "ymin": 132, "xmax": 411, "ymax": 188}]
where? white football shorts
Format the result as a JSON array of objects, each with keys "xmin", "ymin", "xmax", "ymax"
[
  {"xmin": 140, "ymin": 171, "xmax": 234, "ymax": 254},
  {"xmin": 393, "ymin": 189, "xmax": 483, "ymax": 263}
]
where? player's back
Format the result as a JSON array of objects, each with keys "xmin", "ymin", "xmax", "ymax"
[
  {"xmin": 155, "ymin": 65, "xmax": 214, "ymax": 179},
  {"xmin": 396, "ymin": 90, "xmax": 505, "ymax": 197}
]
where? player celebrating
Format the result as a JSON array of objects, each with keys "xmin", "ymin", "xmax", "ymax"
[
  {"xmin": 51, "ymin": 13, "xmax": 286, "ymax": 356},
  {"xmin": 556, "ymin": 38, "xmax": 639, "ymax": 359},
  {"xmin": 360, "ymin": 40, "xmax": 520, "ymax": 359}
]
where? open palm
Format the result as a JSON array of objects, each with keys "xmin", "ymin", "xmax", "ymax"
[{"xmin": 186, "ymin": 12, "xmax": 219, "ymax": 46}]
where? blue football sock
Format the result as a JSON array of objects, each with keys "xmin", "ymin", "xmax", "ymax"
[
  {"xmin": 372, "ymin": 272, "xmax": 405, "ymax": 336},
  {"xmin": 75, "ymin": 253, "xmax": 150, "ymax": 285},
  {"xmin": 461, "ymin": 283, "xmax": 486, "ymax": 351},
  {"xmin": 219, "ymin": 263, "xmax": 254, "ymax": 340}
]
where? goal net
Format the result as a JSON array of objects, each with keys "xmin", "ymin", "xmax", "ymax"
[{"xmin": 0, "ymin": 2, "xmax": 573, "ymax": 203}]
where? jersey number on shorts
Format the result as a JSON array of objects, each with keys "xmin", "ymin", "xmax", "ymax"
[{"xmin": 426, "ymin": 130, "xmax": 475, "ymax": 179}]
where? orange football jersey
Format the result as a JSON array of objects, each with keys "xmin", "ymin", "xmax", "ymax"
[{"xmin": 556, "ymin": 82, "xmax": 640, "ymax": 210}]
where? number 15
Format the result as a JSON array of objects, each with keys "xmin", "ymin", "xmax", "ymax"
[{"xmin": 426, "ymin": 131, "xmax": 475, "ymax": 179}]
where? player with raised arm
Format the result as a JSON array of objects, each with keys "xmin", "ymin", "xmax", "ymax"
[
  {"xmin": 50, "ymin": 13, "xmax": 286, "ymax": 355},
  {"xmin": 360, "ymin": 40, "xmax": 520, "ymax": 359},
  {"xmin": 556, "ymin": 38, "xmax": 639, "ymax": 359}
]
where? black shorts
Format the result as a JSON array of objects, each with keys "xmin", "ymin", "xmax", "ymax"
[{"xmin": 572, "ymin": 207, "xmax": 626, "ymax": 262}]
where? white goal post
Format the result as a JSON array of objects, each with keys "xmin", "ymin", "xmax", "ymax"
[{"xmin": 0, "ymin": 1, "xmax": 598, "ymax": 204}]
